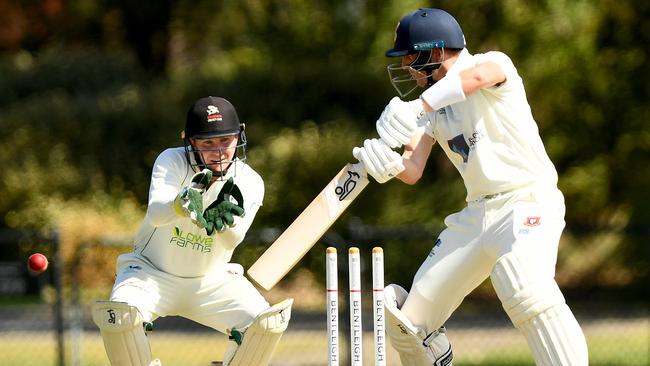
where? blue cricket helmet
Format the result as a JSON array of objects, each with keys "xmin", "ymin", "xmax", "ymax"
[{"xmin": 386, "ymin": 8, "xmax": 465, "ymax": 57}]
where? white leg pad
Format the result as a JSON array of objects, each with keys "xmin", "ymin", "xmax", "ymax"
[
  {"xmin": 384, "ymin": 285, "xmax": 453, "ymax": 366},
  {"xmin": 491, "ymin": 252, "xmax": 588, "ymax": 366},
  {"xmin": 224, "ymin": 298, "xmax": 293, "ymax": 366},
  {"xmin": 92, "ymin": 300, "xmax": 155, "ymax": 366}
]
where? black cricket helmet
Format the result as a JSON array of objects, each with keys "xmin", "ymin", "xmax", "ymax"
[
  {"xmin": 386, "ymin": 8, "xmax": 466, "ymax": 97},
  {"xmin": 182, "ymin": 96, "xmax": 247, "ymax": 176}
]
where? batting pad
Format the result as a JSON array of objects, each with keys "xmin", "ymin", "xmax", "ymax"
[
  {"xmin": 92, "ymin": 301, "xmax": 155, "ymax": 366},
  {"xmin": 491, "ymin": 252, "xmax": 588, "ymax": 366},
  {"xmin": 384, "ymin": 285, "xmax": 453, "ymax": 366},
  {"xmin": 225, "ymin": 298, "xmax": 293, "ymax": 366}
]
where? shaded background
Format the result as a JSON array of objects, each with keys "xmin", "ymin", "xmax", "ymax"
[{"xmin": 0, "ymin": 0, "xmax": 648, "ymax": 365}]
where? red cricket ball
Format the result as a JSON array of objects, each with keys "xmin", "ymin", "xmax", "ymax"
[{"xmin": 27, "ymin": 253, "xmax": 49, "ymax": 274}]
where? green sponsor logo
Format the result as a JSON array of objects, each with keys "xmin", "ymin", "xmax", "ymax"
[{"xmin": 170, "ymin": 227, "xmax": 213, "ymax": 253}]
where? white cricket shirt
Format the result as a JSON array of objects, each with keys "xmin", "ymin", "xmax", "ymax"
[
  {"xmin": 133, "ymin": 147, "xmax": 264, "ymax": 277},
  {"xmin": 424, "ymin": 49, "xmax": 558, "ymax": 202}
]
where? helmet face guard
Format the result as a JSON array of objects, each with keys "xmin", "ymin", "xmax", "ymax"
[
  {"xmin": 184, "ymin": 129, "xmax": 247, "ymax": 179},
  {"xmin": 387, "ymin": 40, "xmax": 446, "ymax": 97}
]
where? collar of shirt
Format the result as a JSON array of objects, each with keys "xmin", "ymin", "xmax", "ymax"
[{"xmin": 446, "ymin": 48, "xmax": 474, "ymax": 76}]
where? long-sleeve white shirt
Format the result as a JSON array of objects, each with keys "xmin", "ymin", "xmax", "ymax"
[
  {"xmin": 132, "ymin": 147, "xmax": 264, "ymax": 277},
  {"xmin": 424, "ymin": 49, "xmax": 558, "ymax": 201}
]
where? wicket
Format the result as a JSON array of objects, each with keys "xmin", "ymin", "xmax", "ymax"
[{"xmin": 326, "ymin": 247, "xmax": 386, "ymax": 366}]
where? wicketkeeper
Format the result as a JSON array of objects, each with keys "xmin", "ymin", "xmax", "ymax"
[
  {"xmin": 352, "ymin": 8, "xmax": 589, "ymax": 366},
  {"xmin": 92, "ymin": 96, "xmax": 292, "ymax": 366}
]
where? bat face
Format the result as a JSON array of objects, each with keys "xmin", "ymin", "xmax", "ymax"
[{"xmin": 247, "ymin": 162, "xmax": 368, "ymax": 290}]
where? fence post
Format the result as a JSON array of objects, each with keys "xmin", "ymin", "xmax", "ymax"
[
  {"xmin": 70, "ymin": 240, "xmax": 86, "ymax": 366},
  {"xmin": 52, "ymin": 230, "xmax": 66, "ymax": 366}
]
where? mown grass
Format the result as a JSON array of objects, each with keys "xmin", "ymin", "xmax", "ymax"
[{"xmin": 0, "ymin": 318, "xmax": 647, "ymax": 366}]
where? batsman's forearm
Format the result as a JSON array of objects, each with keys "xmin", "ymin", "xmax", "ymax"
[
  {"xmin": 397, "ymin": 132, "xmax": 435, "ymax": 185},
  {"xmin": 397, "ymin": 161, "xmax": 423, "ymax": 185}
]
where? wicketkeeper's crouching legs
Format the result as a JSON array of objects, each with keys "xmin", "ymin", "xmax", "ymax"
[
  {"xmin": 221, "ymin": 298, "xmax": 294, "ymax": 366},
  {"xmin": 384, "ymin": 284, "xmax": 453, "ymax": 366},
  {"xmin": 491, "ymin": 252, "xmax": 588, "ymax": 366},
  {"xmin": 92, "ymin": 301, "xmax": 161, "ymax": 366}
]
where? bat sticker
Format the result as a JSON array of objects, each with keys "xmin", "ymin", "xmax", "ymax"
[{"xmin": 335, "ymin": 170, "xmax": 360, "ymax": 201}]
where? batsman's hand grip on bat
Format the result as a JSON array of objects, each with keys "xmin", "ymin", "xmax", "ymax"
[
  {"xmin": 376, "ymin": 96, "xmax": 426, "ymax": 148},
  {"xmin": 353, "ymin": 138, "xmax": 405, "ymax": 184},
  {"xmin": 173, "ymin": 169, "xmax": 212, "ymax": 228}
]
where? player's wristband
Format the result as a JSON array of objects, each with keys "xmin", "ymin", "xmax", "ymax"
[{"xmin": 420, "ymin": 73, "xmax": 466, "ymax": 111}]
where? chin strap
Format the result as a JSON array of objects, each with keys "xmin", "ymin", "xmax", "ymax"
[
  {"xmin": 426, "ymin": 71, "xmax": 436, "ymax": 86},
  {"xmin": 416, "ymin": 49, "xmax": 443, "ymax": 87}
]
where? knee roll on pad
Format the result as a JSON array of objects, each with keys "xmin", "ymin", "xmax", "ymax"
[
  {"xmin": 224, "ymin": 298, "xmax": 293, "ymax": 366},
  {"xmin": 92, "ymin": 301, "xmax": 154, "ymax": 366},
  {"xmin": 384, "ymin": 285, "xmax": 453, "ymax": 366},
  {"xmin": 491, "ymin": 252, "xmax": 588, "ymax": 365},
  {"xmin": 491, "ymin": 252, "xmax": 566, "ymax": 326}
]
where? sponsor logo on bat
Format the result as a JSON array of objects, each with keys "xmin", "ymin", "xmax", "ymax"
[
  {"xmin": 335, "ymin": 170, "xmax": 360, "ymax": 201},
  {"xmin": 107, "ymin": 309, "xmax": 116, "ymax": 324}
]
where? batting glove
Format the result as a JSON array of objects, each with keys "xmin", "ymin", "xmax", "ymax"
[
  {"xmin": 352, "ymin": 138, "xmax": 405, "ymax": 184},
  {"xmin": 174, "ymin": 169, "xmax": 212, "ymax": 228},
  {"xmin": 376, "ymin": 97, "xmax": 426, "ymax": 148},
  {"xmin": 203, "ymin": 201, "xmax": 246, "ymax": 235}
]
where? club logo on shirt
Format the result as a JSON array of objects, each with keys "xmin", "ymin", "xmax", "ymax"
[
  {"xmin": 447, "ymin": 134, "xmax": 470, "ymax": 163},
  {"xmin": 468, "ymin": 129, "xmax": 484, "ymax": 147},
  {"xmin": 447, "ymin": 129, "xmax": 484, "ymax": 163},
  {"xmin": 170, "ymin": 227, "xmax": 213, "ymax": 253},
  {"xmin": 523, "ymin": 216, "xmax": 541, "ymax": 227}
]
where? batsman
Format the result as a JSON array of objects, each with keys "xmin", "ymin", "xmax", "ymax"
[
  {"xmin": 352, "ymin": 8, "xmax": 589, "ymax": 366},
  {"xmin": 92, "ymin": 96, "xmax": 292, "ymax": 366}
]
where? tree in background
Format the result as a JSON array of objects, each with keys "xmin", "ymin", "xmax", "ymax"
[{"xmin": 0, "ymin": 0, "xmax": 648, "ymax": 295}]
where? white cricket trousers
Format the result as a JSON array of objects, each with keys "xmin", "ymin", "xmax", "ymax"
[
  {"xmin": 402, "ymin": 184, "xmax": 566, "ymax": 332},
  {"xmin": 110, "ymin": 253, "xmax": 269, "ymax": 333}
]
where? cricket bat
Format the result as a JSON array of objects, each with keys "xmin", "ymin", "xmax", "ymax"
[{"xmin": 247, "ymin": 162, "xmax": 369, "ymax": 290}]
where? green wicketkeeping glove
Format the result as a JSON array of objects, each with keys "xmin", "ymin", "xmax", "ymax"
[
  {"xmin": 174, "ymin": 169, "xmax": 213, "ymax": 228},
  {"xmin": 203, "ymin": 201, "xmax": 246, "ymax": 235}
]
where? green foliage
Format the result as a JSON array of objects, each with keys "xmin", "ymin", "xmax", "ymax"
[{"xmin": 0, "ymin": 0, "xmax": 648, "ymax": 295}]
